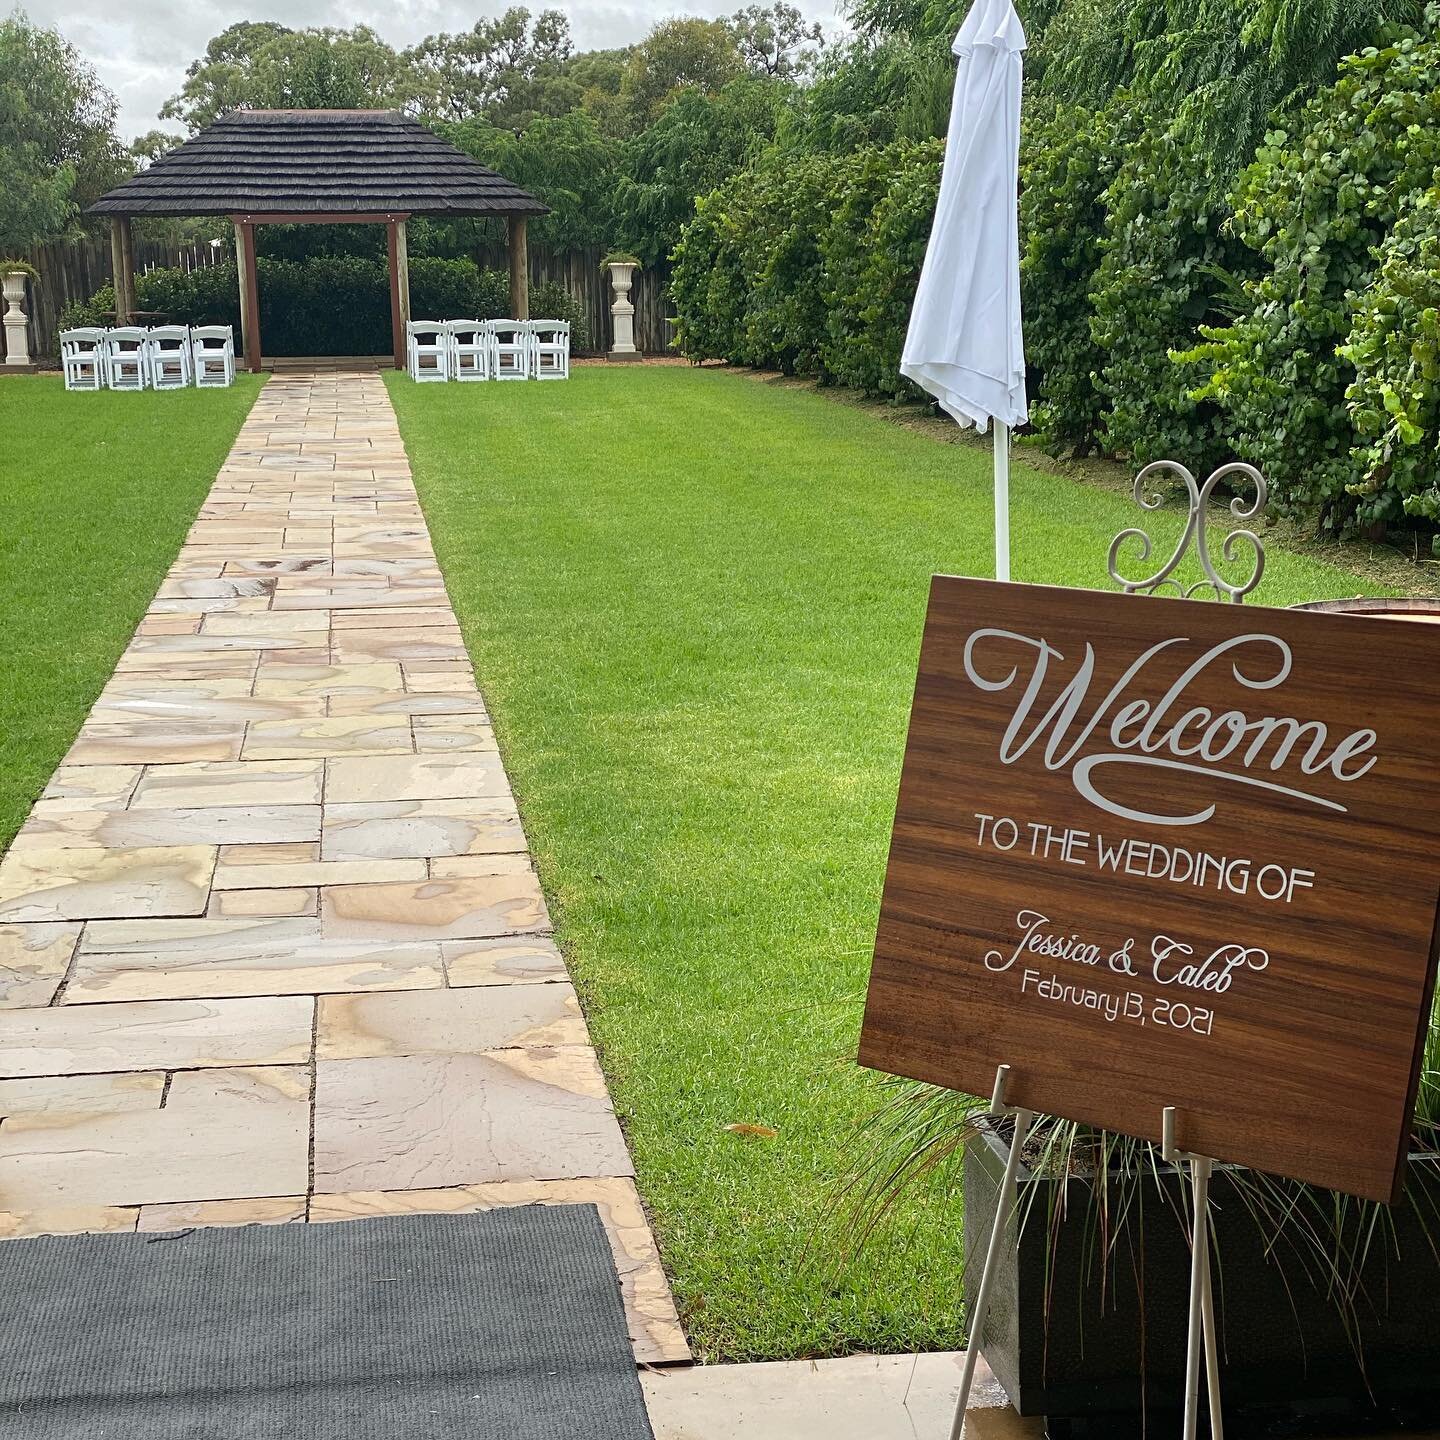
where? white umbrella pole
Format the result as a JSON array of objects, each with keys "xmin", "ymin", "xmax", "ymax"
[{"xmin": 994, "ymin": 422, "xmax": 1011, "ymax": 582}]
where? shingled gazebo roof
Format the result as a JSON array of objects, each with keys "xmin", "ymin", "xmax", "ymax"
[{"xmin": 89, "ymin": 109, "xmax": 548, "ymax": 218}]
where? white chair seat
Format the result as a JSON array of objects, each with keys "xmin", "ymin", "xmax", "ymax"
[
  {"xmin": 530, "ymin": 320, "xmax": 570, "ymax": 380},
  {"xmin": 60, "ymin": 328, "xmax": 106, "ymax": 392},
  {"xmin": 449, "ymin": 321, "xmax": 489, "ymax": 381},
  {"xmin": 191, "ymin": 326, "xmax": 235, "ymax": 387},
  {"xmin": 491, "ymin": 321, "xmax": 529, "ymax": 381},
  {"xmin": 408, "ymin": 322, "xmax": 450, "ymax": 382},
  {"xmin": 104, "ymin": 327, "xmax": 149, "ymax": 391},
  {"xmin": 148, "ymin": 325, "xmax": 192, "ymax": 389}
]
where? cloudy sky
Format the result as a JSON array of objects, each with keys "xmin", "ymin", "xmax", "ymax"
[{"xmin": 26, "ymin": 0, "xmax": 846, "ymax": 140}]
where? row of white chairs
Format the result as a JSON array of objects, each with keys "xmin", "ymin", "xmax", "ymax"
[
  {"xmin": 407, "ymin": 320, "xmax": 570, "ymax": 383},
  {"xmin": 60, "ymin": 326, "xmax": 236, "ymax": 392}
]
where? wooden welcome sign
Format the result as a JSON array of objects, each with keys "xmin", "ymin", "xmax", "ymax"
[{"xmin": 860, "ymin": 578, "xmax": 1440, "ymax": 1202}]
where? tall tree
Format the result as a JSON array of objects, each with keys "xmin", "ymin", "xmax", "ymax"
[
  {"xmin": 0, "ymin": 12, "xmax": 127, "ymax": 250},
  {"xmin": 406, "ymin": 8, "xmax": 579, "ymax": 128},
  {"xmin": 620, "ymin": 18, "xmax": 744, "ymax": 127},
  {"xmin": 616, "ymin": 75, "xmax": 789, "ymax": 263},
  {"xmin": 162, "ymin": 23, "xmax": 410, "ymax": 131},
  {"xmin": 730, "ymin": 3, "xmax": 826, "ymax": 79}
]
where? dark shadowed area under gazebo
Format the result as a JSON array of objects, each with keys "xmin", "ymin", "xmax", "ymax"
[{"xmin": 88, "ymin": 109, "xmax": 548, "ymax": 372}]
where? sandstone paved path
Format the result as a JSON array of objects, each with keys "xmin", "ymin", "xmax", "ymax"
[{"xmin": 0, "ymin": 367, "xmax": 687, "ymax": 1365}]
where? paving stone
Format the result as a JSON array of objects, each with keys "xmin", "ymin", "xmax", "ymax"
[
  {"xmin": 326, "ymin": 691, "xmax": 486, "ymax": 719},
  {"xmin": 40, "ymin": 765, "xmax": 143, "ymax": 811},
  {"xmin": 217, "ymin": 841, "xmax": 319, "ymax": 865},
  {"xmin": 320, "ymin": 798, "xmax": 525, "ymax": 861},
  {"xmin": 137, "ymin": 1196, "xmax": 307, "ymax": 1230},
  {"xmin": 130, "ymin": 760, "xmax": 324, "ymax": 808},
  {"xmin": 0, "ymin": 845, "xmax": 217, "ymax": 922},
  {"xmin": 0, "ymin": 1071, "xmax": 166, "ymax": 1117},
  {"xmin": 202, "ymin": 610, "xmax": 330, "ymax": 635},
  {"xmin": 0, "ymin": 921, "xmax": 82, "ymax": 1007},
  {"xmin": 324, "ymin": 753, "xmax": 509, "ymax": 803},
  {"xmin": 411, "ymin": 716, "xmax": 497, "ymax": 752},
  {"xmin": 63, "ymin": 722, "xmax": 246, "ymax": 765},
  {"xmin": 309, "ymin": 1176, "xmax": 688, "ymax": 1364},
  {"xmin": 0, "ymin": 1066, "xmax": 310, "ymax": 1208},
  {"xmin": 208, "ymin": 886, "xmax": 318, "ymax": 918},
  {"xmin": 240, "ymin": 716, "xmax": 417, "ymax": 760},
  {"xmin": 316, "ymin": 983, "xmax": 587, "ymax": 1059},
  {"xmin": 13, "ymin": 805, "xmax": 323, "ymax": 851},
  {"xmin": 331, "ymin": 608, "xmax": 457, "ymax": 630},
  {"xmin": 213, "ymin": 857, "xmax": 427, "ymax": 890},
  {"xmin": 0, "ymin": 1205, "xmax": 139, "ymax": 1238},
  {"xmin": 312, "ymin": 1047, "xmax": 631, "ymax": 1192},
  {"xmin": 0, "ymin": 995, "xmax": 312, "ymax": 1077},
  {"xmin": 252, "ymin": 662, "xmax": 404, "ymax": 698},
  {"xmin": 321, "ymin": 872, "xmax": 548, "ymax": 941},
  {"xmin": 154, "ymin": 577, "xmax": 275, "ymax": 600},
  {"xmin": 428, "ymin": 853, "xmax": 535, "ymax": 879},
  {"xmin": 332, "ymin": 632, "xmax": 467, "ymax": 665},
  {"xmin": 90, "ymin": 685, "xmax": 313, "ymax": 725},
  {"xmin": 67, "ymin": 928, "xmax": 445, "ymax": 1003},
  {"xmin": 441, "ymin": 936, "xmax": 568, "ymax": 987}
]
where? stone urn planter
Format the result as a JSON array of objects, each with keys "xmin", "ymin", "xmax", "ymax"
[
  {"xmin": 965, "ymin": 1127, "xmax": 1440, "ymax": 1436},
  {"xmin": 605, "ymin": 258, "xmax": 641, "ymax": 362},
  {"xmin": 3, "ymin": 266, "xmax": 34, "ymax": 369}
]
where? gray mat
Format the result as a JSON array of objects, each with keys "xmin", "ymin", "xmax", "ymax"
[{"xmin": 0, "ymin": 1204, "xmax": 655, "ymax": 1439}]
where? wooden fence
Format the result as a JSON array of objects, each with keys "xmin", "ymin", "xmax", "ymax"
[
  {"xmin": 16, "ymin": 237, "xmax": 225, "ymax": 361},
  {"xmin": 476, "ymin": 244, "xmax": 675, "ymax": 356},
  {"xmin": 17, "ymin": 233, "xmax": 674, "ymax": 362}
]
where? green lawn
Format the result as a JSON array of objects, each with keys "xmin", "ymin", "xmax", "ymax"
[
  {"xmin": 0, "ymin": 374, "xmax": 263, "ymax": 851},
  {"xmin": 387, "ymin": 364, "xmax": 1390, "ymax": 1362}
]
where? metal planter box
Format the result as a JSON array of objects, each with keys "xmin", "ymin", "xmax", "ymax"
[{"xmin": 964, "ymin": 1127, "xmax": 1440, "ymax": 1434}]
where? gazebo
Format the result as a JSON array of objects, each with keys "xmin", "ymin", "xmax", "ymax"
[{"xmin": 88, "ymin": 109, "xmax": 549, "ymax": 372}]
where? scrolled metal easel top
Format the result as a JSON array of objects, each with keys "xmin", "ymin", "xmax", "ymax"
[{"xmin": 1107, "ymin": 460, "xmax": 1268, "ymax": 605}]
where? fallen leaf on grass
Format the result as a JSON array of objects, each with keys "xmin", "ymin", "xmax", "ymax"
[{"xmin": 723, "ymin": 1123, "xmax": 777, "ymax": 1138}]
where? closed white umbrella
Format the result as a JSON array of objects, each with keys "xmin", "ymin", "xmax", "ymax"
[{"xmin": 900, "ymin": 0, "xmax": 1027, "ymax": 581}]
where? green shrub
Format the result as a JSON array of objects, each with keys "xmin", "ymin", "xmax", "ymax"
[
  {"xmin": 671, "ymin": 175, "xmax": 762, "ymax": 364},
  {"xmin": 1018, "ymin": 99, "xmax": 1133, "ymax": 456},
  {"xmin": 1340, "ymin": 187, "xmax": 1440, "ymax": 538},
  {"xmin": 820, "ymin": 139, "xmax": 941, "ymax": 399},
  {"xmin": 1091, "ymin": 124, "xmax": 1245, "ymax": 471},
  {"xmin": 1185, "ymin": 10, "xmax": 1440, "ymax": 534},
  {"xmin": 673, "ymin": 139, "xmax": 941, "ymax": 394}
]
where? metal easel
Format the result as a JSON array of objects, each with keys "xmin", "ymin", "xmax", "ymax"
[{"xmin": 948, "ymin": 460, "xmax": 1267, "ymax": 1437}]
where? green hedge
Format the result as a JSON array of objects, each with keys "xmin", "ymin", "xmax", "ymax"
[
  {"xmin": 60, "ymin": 256, "xmax": 591, "ymax": 356},
  {"xmin": 672, "ymin": 8, "xmax": 1440, "ymax": 549},
  {"xmin": 671, "ymin": 138, "xmax": 941, "ymax": 400}
]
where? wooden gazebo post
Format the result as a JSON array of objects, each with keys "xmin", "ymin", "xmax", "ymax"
[
  {"xmin": 387, "ymin": 217, "xmax": 411, "ymax": 371},
  {"xmin": 108, "ymin": 217, "xmax": 134, "ymax": 324},
  {"xmin": 232, "ymin": 219, "xmax": 262, "ymax": 373},
  {"xmin": 508, "ymin": 215, "xmax": 529, "ymax": 321}
]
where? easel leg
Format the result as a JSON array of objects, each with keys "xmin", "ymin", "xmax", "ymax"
[
  {"xmin": 1181, "ymin": 1156, "xmax": 1209, "ymax": 1440},
  {"xmin": 1165, "ymin": 1107, "xmax": 1222, "ymax": 1440},
  {"xmin": 1199, "ymin": 1174, "xmax": 1223, "ymax": 1440},
  {"xmin": 949, "ymin": 1064, "xmax": 1033, "ymax": 1440}
]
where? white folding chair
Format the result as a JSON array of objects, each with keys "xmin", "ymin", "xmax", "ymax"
[
  {"xmin": 448, "ymin": 320, "xmax": 489, "ymax": 381},
  {"xmin": 60, "ymin": 328, "xmax": 107, "ymax": 391},
  {"xmin": 530, "ymin": 320, "xmax": 570, "ymax": 380},
  {"xmin": 104, "ymin": 327, "xmax": 149, "ymax": 391},
  {"xmin": 191, "ymin": 326, "xmax": 235, "ymax": 387},
  {"xmin": 147, "ymin": 325, "xmax": 191, "ymax": 390},
  {"xmin": 407, "ymin": 321, "xmax": 450, "ymax": 382},
  {"xmin": 491, "ymin": 320, "xmax": 529, "ymax": 381}
]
